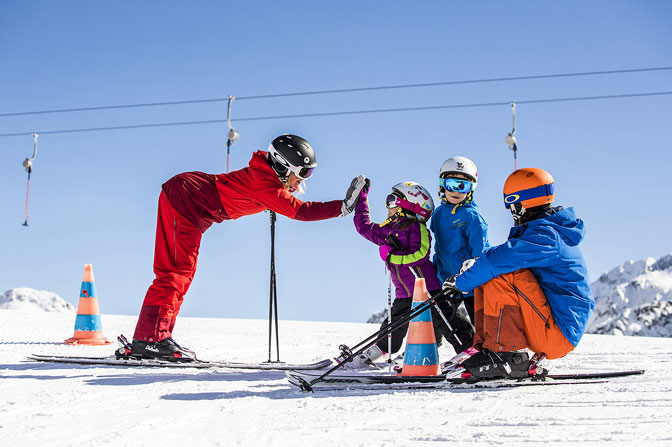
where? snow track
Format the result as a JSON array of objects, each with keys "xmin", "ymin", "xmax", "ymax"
[{"xmin": 1, "ymin": 310, "xmax": 671, "ymax": 446}]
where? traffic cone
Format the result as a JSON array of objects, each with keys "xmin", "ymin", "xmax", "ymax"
[
  {"xmin": 400, "ymin": 277, "xmax": 440, "ymax": 376},
  {"xmin": 65, "ymin": 264, "xmax": 111, "ymax": 345}
]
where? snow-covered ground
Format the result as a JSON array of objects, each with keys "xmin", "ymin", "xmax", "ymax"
[{"xmin": 1, "ymin": 310, "xmax": 671, "ymax": 447}]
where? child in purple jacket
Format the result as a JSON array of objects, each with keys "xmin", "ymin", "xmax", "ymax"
[{"xmin": 342, "ymin": 180, "xmax": 474, "ymax": 369}]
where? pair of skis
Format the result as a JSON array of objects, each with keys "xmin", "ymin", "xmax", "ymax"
[
  {"xmin": 28, "ymin": 334, "xmax": 333, "ymax": 371},
  {"xmin": 285, "ymin": 368, "xmax": 646, "ymax": 392},
  {"xmin": 27, "ymin": 353, "xmax": 332, "ymax": 370}
]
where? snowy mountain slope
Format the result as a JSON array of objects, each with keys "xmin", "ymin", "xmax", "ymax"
[
  {"xmin": 0, "ymin": 312, "xmax": 671, "ymax": 446},
  {"xmin": 587, "ymin": 254, "xmax": 672, "ymax": 337},
  {"xmin": 0, "ymin": 287, "xmax": 74, "ymax": 313}
]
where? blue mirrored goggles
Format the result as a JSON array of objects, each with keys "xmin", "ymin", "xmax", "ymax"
[{"xmin": 439, "ymin": 177, "xmax": 474, "ymax": 193}]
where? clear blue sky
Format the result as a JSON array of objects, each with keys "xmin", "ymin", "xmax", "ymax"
[{"xmin": 1, "ymin": 1, "xmax": 670, "ymax": 324}]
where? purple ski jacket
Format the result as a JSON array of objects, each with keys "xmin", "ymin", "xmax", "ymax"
[{"xmin": 354, "ymin": 189, "xmax": 442, "ymax": 298}]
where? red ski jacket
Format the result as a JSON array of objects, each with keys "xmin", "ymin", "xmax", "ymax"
[
  {"xmin": 216, "ymin": 150, "xmax": 342, "ymax": 221},
  {"xmin": 162, "ymin": 150, "xmax": 342, "ymax": 232}
]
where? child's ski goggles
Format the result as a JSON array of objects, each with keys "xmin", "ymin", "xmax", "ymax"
[
  {"xmin": 386, "ymin": 193, "xmax": 402, "ymax": 208},
  {"xmin": 439, "ymin": 177, "xmax": 474, "ymax": 193},
  {"xmin": 385, "ymin": 193, "xmax": 431, "ymax": 220}
]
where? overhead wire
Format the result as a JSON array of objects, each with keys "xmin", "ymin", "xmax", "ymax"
[
  {"xmin": 0, "ymin": 90, "xmax": 670, "ymax": 138},
  {"xmin": 0, "ymin": 66, "xmax": 670, "ymax": 118}
]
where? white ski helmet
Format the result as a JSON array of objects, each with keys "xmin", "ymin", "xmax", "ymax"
[
  {"xmin": 439, "ymin": 156, "xmax": 478, "ymax": 190},
  {"xmin": 389, "ymin": 181, "xmax": 435, "ymax": 222}
]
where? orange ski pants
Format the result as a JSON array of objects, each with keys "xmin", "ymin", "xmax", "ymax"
[{"xmin": 472, "ymin": 269, "xmax": 575, "ymax": 360}]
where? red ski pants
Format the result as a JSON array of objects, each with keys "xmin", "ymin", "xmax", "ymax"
[
  {"xmin": 133, "ymin": 192, "xmax": 202, "ymax": 342},
  {"xmin": 472, "ymin": 269, "xmax": 575, "ymax": 360}
]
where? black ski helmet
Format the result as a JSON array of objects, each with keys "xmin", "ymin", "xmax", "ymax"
[{"xmin": 268, "ymin": 134, "xmax": 317, "ymax": 181}]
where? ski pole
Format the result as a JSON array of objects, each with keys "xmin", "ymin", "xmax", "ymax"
[
  {"xmin": 409, "ymin": 268, "xmax": 463, "ymax": 347},
  {"xmin": 333, "ymin": 275, "xmax": 458, "ymax": 361},
  {"xmin": 267, "ymin": 210, "xmax": 281, "ymax": 363},
  {"xmin": 386, "ymin": 269, "xmax": 393, "ymax": 374},
  {"xmin": 341, "ymin": 298, "xmax": 423, "ymax": 357},
  {"xmin": 297, "ymin": 289, "xmax": 452, "ymax": 392}
]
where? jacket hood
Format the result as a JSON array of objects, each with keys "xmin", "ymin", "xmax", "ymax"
[{"xmin": 527, "ymin": 207, "xmax": 585, "ymax": 246}]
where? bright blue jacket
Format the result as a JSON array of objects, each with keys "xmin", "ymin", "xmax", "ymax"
[
  {"xmin": 455, "ymin": 207, "xmax": 594, "ymax": 346},
  {"xmin": 430, "ymin": 200, "xmax": 490, "ymax": 283}
]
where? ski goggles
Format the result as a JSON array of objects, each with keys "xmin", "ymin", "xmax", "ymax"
[
  {"xmin": 439, "ymin": 177, "xmax": 474, "ymax": 193},
  {"xmin": 290, "ymin": 165, "xmax": 316, "ymax": 180},
  {"xmin": 503, "ymin": 183, "xmax": 555, "ymax": 207},
  {"xmin": 386, "ymin": 193, "xmax": 402, "ymax": 208},
  {"xmin": 385, "ymin": 193, "xmax": 431, "ymax": 220}
]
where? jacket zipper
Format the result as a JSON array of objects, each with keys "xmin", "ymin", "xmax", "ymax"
[
  {"xmin": 512, "ymin": 284, "xmax": 551, "ymax": 329},
  {"xmin": 173, "ymin": 219, "xmax": 177, "ymax": 265},
  {"xmin": 495, "ymin": 308, "xmax": 504, "ymax": 345}
]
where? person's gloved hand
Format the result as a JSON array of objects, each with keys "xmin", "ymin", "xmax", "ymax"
[
  {"xmin": 460, "ymin": 258, "xmax": 477, "ymax": 274},
  {"xmin": 442, "ymin": 274, "xmax": 463, "ymax": 294},
  {"xmin": 379, "ymin": 244, "xmax": 393, "ymax": 262},
  {"xmin": 361, "ymin": 178, "xmax": 371, "ymax": 196},
  {"xmin": 341, "ymin": 175, "xmax": 367, "ymax": 216},
  {"xmin": 385, "ymin": 234, "xmax": 403, "ymax": 251}
]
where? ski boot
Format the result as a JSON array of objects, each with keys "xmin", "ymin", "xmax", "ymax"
[
  {"xmin": 451, "ymin": 349, "xmax": 530, "ymax": 380},
  {"xmin": 335, "ymin": 345, "xmax": 384, "ymax": 370},
  {"xmin": 528, "ymin": 352, "xmax": 548, "ymax": 377},
  {"xmin": 126, "ymin": 336, "xmax": 197, "ymax": 362},
  {"xmin": 441, "ymin": 346, "xmax": 479, "ymax": 374}
]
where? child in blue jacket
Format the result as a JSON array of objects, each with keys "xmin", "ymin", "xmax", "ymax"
[{"xmin": 430, "ymin": 156, "xmax": 489, "ymax": 323}]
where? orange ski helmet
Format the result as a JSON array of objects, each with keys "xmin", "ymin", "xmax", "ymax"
[{"xmin": 503, "ymin": 168, "xmax": 555, "ymax": 209}]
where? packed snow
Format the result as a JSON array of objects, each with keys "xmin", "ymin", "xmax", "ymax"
[{"xmin": 1, "ymin": 309, "xmax": 671, "ymax": 446}]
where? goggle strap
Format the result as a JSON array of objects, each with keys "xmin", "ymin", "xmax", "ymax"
[
  {"xmin": 395, "ymin": 197, "xmax": 430, "ymax": 220},
  {"xmin": 503, "ymin": 183, "xmax": 555, "ymax": 207}
]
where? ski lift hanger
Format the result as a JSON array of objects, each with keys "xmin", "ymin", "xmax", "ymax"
[{"xmin": 22, "ymin": 133, "xmax": 38, "ymax": 226}]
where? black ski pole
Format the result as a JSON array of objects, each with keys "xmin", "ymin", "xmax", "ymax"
[
  {"xmin": 340, "ymin": 286, "xmax": 447, "ymax": 357},
  {"xmin": 296, "ymin": 289, "xmax": 453, "ymax": 392},
  {"xmin": 409, "ymin": 269, "xmax": 463, "ymax": 347},
  {"xmin": 267, "ymin": 211, "xmax": 280, "ymax": 363}
]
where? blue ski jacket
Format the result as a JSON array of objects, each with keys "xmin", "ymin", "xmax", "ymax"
[
  {"xmin": 455, "ymin": 207, "xmax": 594, "ymax": 347},
  {"xmin": 429, "ymin": 200, "xmax": 490, "ymax": 283}
]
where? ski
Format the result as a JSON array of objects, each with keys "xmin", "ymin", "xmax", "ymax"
[
  {"xmin": 285, "ymin": 369, "xmax": 645, "ymax": 391},
  {"xmin": 28, "ymin": 354, "xmax": 332, "ymax": 370}
]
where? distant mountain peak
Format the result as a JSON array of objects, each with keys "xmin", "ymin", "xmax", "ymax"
[
  {"xmin": 588, "ymin": 253, "xmax": 672, "ymax": 337},
  {"xmin": 0, "ymin": 288, "xmax": 75, "ymax": 313}
]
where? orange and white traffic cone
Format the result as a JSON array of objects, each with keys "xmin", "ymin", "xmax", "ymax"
[
  {"xmin": 400, "ymin": 277, "xmax": 440, "ymax": 376},
  {"xmin": 65, "ymin": 264, "xmax": 111, "ymax": 345}
]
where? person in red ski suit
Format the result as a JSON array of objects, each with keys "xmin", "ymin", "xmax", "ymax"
[{"xmin": 130, "ymin": 134, "xmax": 367, "ymax": 360}]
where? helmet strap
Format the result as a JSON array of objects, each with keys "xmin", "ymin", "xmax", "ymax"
[
  {"xmin": 509, "ymin": 203, "xmax": 526, "ymax": 225},
  {"xmin": 379, "ymin": 209, "xmax": 409, "ymax": 227}
]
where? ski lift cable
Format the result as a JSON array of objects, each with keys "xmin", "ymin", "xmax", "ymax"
[
  {"xmin": 0, "ymin": 90, "xmax": 671, "ymax": 139},
  {"xmin": 1, "ymin": 66, "xmax": 670, "ymax": 118}
]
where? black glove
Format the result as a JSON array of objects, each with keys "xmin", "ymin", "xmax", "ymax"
[
  {"xmin": 386, "ymin": 234, "xmax": 403, "ymax": 251},
  {"xmin": 442, "ymin": 274, "xmax": 462, "ymax": 294}
]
